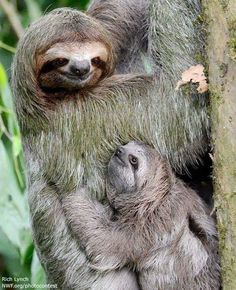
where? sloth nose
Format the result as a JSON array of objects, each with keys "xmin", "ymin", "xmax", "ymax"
[
  {"xmin": 70, "ymin": 60, "xmax": 90, "ymax": 77},
  {"xmin": 115, "ymin": 146, "xmax": 125, "ymax": 157}
]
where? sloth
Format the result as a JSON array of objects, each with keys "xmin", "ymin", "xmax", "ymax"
[
  {"xmin": 62, "ymin": 141, "xmax": 221, "ymax": 290},
  {"xmin": 12, "ymin": 0, "xmax": 210, "ymax": 288}
]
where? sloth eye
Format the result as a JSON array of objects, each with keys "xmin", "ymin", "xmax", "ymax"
[
  {"xmin": 91, "ymin": 57, "xmax": 101, "ymax": 65},
  {"xmin": 41, "ymin": 58, "xmax": 68, "ymax": 73},
  {"xmin": 91, "ymin": 57, "xmax": 106, "ymax": 69},
  {"xmin": 129, "ymin": 155, "xmax": 138, "ymax": 170},
  {"xmin": 52, "ymin": 58, "xmax": 69, "ymax": 67}
]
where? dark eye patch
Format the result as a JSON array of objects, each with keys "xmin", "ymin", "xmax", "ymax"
[
  {"xmin": 91, "ymin": 57, "xmax": 106, "ymax": 70},
  {"xmin": 41, "ymin": 58, "xmax": 69, "ymax": 73}
]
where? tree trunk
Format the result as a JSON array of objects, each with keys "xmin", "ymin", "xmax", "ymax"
[{"xmin": 203, "ymin": 1, "xmax": 236, "ymax": 289}]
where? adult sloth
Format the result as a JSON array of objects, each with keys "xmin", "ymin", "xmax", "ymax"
[{"xmin": 12, "ymin": 0, "xmax": 209, "ymax": 289}]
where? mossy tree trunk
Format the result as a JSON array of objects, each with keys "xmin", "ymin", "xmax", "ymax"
[{"xmin": 203, "ymin": 1, "xmax": 236, "ymax": 289}]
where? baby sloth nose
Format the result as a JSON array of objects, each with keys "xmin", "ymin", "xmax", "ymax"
[
  {"xmin": 114, "ymin": 146, "xmax": 127, "ymax": 164},
  {"xmin": 115, "ymin": 146, "xmax": 125, "ymax": 157},
  {"xmin": 70, "ymin": 60, "xmax": 90, "ymax": 77}
]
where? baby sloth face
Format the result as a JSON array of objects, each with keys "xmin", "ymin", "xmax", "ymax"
[
  {"xmin": 38, "ymin": 41, "xmax": 110, "ymax": 92},
  {"xmin": 107, "ymin": 141, "xmax": 160, "ymax": 196}
]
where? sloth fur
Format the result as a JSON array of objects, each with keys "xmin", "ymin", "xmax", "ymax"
[
  {"xmin": 12, "ymin": 0, "xmax": 210, "ymax": 288},
  {"xmin": 63, "ymin": 141, "xmax": 221, "ymax": 290}
]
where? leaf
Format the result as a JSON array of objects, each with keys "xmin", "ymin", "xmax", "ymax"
[
  {"xmin": 0, "ymin": 229, "xmax": 31, "ymax": 282},
  {"xmin": 25, "ymin": 0, "xmax": 42, "ymax": 22},
  {"xmin": 0, "ymin": 63, "xmax": 14, "ymax": 111},
  {"xmin": 12, "ymin": 135, "xmax": 22, "ymax": 157},
  {"xmin": 31, "ymin": 250, "xmax": 46, "ymax": 287},
  {"xmin": 0, "ymin": 63, "xmax": 20, "ymax": 135},
  {"xmin": 0, "ymin": 140, "xmax": 31, "ymax": 260},
  {"xmin": 0, "ymin": 229, "xmax": 29, "ymax": 281},
  {"xmin": 0, "ymin": 228, "xmax": 19, "ymax": 260},
  {"xmin": 0, "ymin": 41, "xmax": 16, "ymax": 53},
  {"xmin": 0, "ymin": 62, "xmax": 25, "ymax": 187}
]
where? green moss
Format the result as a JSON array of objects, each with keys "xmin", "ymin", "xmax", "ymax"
[
  {"xmin": 228, "ymin": 19, "xmax": 236, "ymax": 32},
  {"xmin": 180, "ymin": 82, "xmax": 204, "ymax": 100},
  {"xmin": 193, "ymin": 51, "xmax": 208, "ymax": 76},
  {"xmin": 216, "ymin": 197, "xmax": 236, "ymax": 289},
  {"xmin": 228, "ymin": 38, "xmax": 236, "ymax": 61},
  {"xmin": 180, "ymin": 83, "xmax": 192, "ymax": 96},
  {"xmin": 227, "ymin": 19, "xmax": 236, "ymax": 61},
  {"xmin": 194, "ymin": 53, "xmax": 206, "ymax": 65},
  {"xmin": 208, "ymin": 87, "xmax": 224, "ymax": 140},
  {"xmin": 194, "ymin": 8, "xmax": 209, "ymax": 70},
  {"xmin": 217, "ymin": 219, "xmax": 226, "ymax": 250},
  {"xmin": 198, "ymin": 3, "xmax": 210, "ymax": 26},
  {"xmin": 210, "ymin": 88, "xmax": 223, "ymax": 104},
  {"xmin": 219, "ymin": 0, "xmax": 229, "ymax": 11},
  {"xmin": 210, "ymin": 88, "xmax": 224, "ymax": 113}
]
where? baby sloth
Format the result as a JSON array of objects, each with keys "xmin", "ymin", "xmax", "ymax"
[{"xmin": 62, "ymin": 141, "xmax": 220, "ymax": 290}]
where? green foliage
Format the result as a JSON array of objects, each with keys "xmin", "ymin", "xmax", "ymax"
[
  {"xmin": 0, "ymin": 62, "xmax": 45, "ymax": 289},
  {"xmin": 0, "ymin": 0, "xmax": 89, "ymax": 288}
]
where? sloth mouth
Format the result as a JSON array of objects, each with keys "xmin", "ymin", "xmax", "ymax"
[
  {"xmin": 64, "ymin": 71, "xmax": 92, "ymax": 82},
  {"xmin": 39, "ymin": 71, "xmax": 93, "ymax": 94}
]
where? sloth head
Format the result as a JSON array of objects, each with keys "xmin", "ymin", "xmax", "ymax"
[
  {"xmin": 107, "ymin": 141, "xmax": 173, "ymax": 209},
  {"xmin": 12, "ymin": 8, "xmax": 115, "ymax": 115},
  {"xmin": 34, "ymin": 9, "xmax": 115, "ymax": 93},
  {"xmin": 38, "ymin": 40, "xmax": 111, "ymax": 92}
]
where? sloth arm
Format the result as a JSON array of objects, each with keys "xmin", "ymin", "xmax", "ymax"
[
  {"xmin": 188, "ymin": 195, "xmax": 219, "ymax": 251},
  {"xmin": 87, "ymin": 0, "xmax": 148, "ymax": 58},
  {"xmin": 90, "ymin": 74, "xmax": 154, "ymax": 99},
  {"xmin": 62, "ymin": 190, "xmax": 136, "ymax": 270}
]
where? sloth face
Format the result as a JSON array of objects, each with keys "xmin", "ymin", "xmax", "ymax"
[
  {"xmin": 107, "ymin": 141, "xmax": 158, "ymax": 197},
  {"xmin": 38, "ymin": 41, "xmax": 110, "ymax": 92}
]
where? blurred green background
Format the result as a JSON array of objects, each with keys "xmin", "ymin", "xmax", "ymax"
[{"xmin": 0, "ymin": 1, "xmax": 89, "ymax": 289}]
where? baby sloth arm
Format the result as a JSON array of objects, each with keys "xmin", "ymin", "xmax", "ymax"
[{"xmin": 62, "ymin": 190, "xmax": 133, "ymax": 271}]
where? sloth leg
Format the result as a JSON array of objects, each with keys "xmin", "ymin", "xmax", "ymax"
[{"xmin": 62, "ymin": 190, "xmax": 135, "ymax": 269}]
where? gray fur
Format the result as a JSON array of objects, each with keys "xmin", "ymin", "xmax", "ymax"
[
  {"xmin": 87, "ymin": 0, "xmax": 149, "ymax": 74},
  {"xmin": 63, "ymin": 141, "xmax": 220, "ymax": 290},
  {"xmin": 11, "ymin": 0, "xmax": 210, "ymax": 288}
]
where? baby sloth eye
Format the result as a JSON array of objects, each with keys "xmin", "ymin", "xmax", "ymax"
[{"xmin": 128, "ymin": 155, "xmax": 138, "ymax": 170}]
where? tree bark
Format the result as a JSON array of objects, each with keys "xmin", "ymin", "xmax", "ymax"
[{"xmin": 203, "ymin": 1, "xmax": 236, "ymax": 289}]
